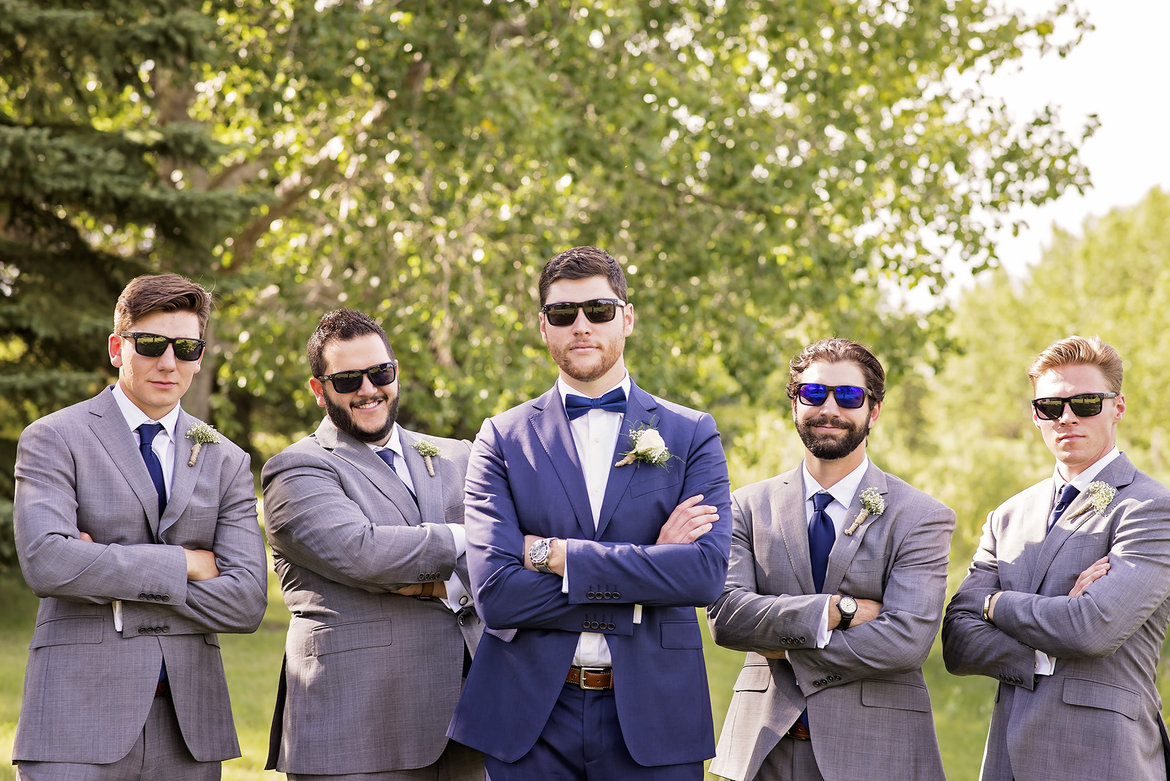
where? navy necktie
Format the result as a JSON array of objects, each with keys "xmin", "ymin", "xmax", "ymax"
[
  {"xmin": 377, "ymin": 448, "xmax": 416, "ymax": 503},
  {"xmin": 564, "ymin": 387, "xmax": 627, "ymax": 420},
  {"xmin": 808, "ymin": 492, "xmax": 835, "ymax": 592},
  {"xmin": 1049, "ymin": 483, "xmax": 1080, "ymax": 529},
  {"xmin": 137, "ymin": 423, "xmax": 167, "ymax": 517}
]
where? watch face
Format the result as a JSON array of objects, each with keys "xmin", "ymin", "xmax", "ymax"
[
  {"xmin": 839, "ymin": 596, "xmax": 857, "ymax": 615},
  {"xmin": 530, "ymin": 539, "xmax": 550, "ymax": 565}
]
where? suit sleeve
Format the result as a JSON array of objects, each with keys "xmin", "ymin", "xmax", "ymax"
[
  {"xmin": 942, "ymin": 510, "xmax": 1041, "ymax": 687},
  {"xmin": 122, "ymin": 447, "xmax": 268, "ymax": 635},
  {"xmin": 262, "ymin": 446, "xmax": 459, "ymax": 592},
  {"xmin": 15, "ymin": 418, "xmax": 190, "ymax": 606},
  {"xmin": 707, "ymin": 492, "xmax": 835, "ymax": 652},
  {"xmin": 564, "ymin": 413, "xmax": 732, "ymax": 607},
  {"xmin": 991, "ymin": 492, "xmax": 1170, "ymax": 658}
]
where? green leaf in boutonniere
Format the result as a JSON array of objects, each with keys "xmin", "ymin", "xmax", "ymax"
[
  {"xmin": 844, "ymin": 487, "xmax": 885, "ymax": 536},
  {"xmin": 412, "ymin": 440, "xmax": 440, "ymax": 476},
  {"xmin": 615, "ymin": 421, "xmax": 674, "ymax": 468},
  {"xmin": 185, "ymin": 422, "xmax": 221, "ymax": 467}
]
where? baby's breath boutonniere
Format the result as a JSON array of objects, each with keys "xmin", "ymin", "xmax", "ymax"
[
  {"xmin": 844, "ymin": 487, "xmax": 885, "ymax": 536},
  {"xmin": 185, "ymin": 422, "xmax": 221, "ymax": 467},
  {"xmin": 1062, "ymin": 481, "xmax": 1118, "ymax": 524},
  {"xmin": 412, "ymin": 440, "xmax": 440, "ymax": 477},
  {"xmin": 615, "ymin": 422, "xmax": 674, "ymax": 468}
]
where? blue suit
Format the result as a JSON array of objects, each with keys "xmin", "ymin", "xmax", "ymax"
[{"xmin": 448, "ymin": 382, "xmax": 732, "ymax": 768}]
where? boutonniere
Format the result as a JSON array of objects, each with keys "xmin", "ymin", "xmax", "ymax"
[
  {"xmin": 844, "ymin": 487, "xmax": 885, "ymax": 536},
  {"xmin": 185, "ymin": 422, "xmax": 221, "ymax": 467},
  {"xmin": 615, "ymin": 421, "xmax": 674, "ymax": 468},
  {"xmin": 1064, "ymin": 481, "xmax": 1117, "ymax": 522},
  {"xmin": 412, "ymin": 440, "xmax": 440, "ymax": 477}
]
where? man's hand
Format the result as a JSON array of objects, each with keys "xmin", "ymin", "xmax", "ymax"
[
  {"xmin": 829, "ymin": 595, "xmax": 882, "ymax": 630},
  {"xmin": 184, "ymin": 549, "xmax": 220, "ymax": 581},
  {"xmin": 1070, "ymin": 556, "xmax": 1110, "ymax": 598},
  {"xmin": 657, "ymin": 494, "xmax": 719, "ymax": 544}
]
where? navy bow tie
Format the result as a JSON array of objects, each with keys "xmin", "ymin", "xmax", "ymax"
[{"xmin": 564, "ymin": 387, "xmax": 627, "ymax": 420}]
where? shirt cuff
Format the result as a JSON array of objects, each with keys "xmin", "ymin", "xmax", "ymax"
[
  {"xmin": 1034, "ymin": 649, "xmax": 1056, "ymax": 676},
  {"xmin": 816, "ymin": 596, "xmax": 833, "ymax": 647}
]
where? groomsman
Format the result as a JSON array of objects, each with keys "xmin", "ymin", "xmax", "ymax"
[
  {"xmin": 944, "ymin": 335, "xmax": 1170, "ymax": 781},
  {"xmin": 13, "ymin": 273, "xmax": 268, "ymax": 780},
  {"xmin": 708, "ymin": 338, "xmax": 955, "ymax": 781}
]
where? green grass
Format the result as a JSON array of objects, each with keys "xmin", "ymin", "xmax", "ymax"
[{"xmin": 3, "ymin": 568, "xmax": 1166, "ymax": 781}]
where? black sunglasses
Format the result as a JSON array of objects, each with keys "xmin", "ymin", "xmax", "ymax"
[
  {"xmin": 119, "ymin": 332, "xmax": 206, "ymax": 362},
  {"xmin": 1032, "ymin": 392, "xmax": 1118, "ymax": 421},
  {"xmin": 792, "ymin": 383, "xmax": 871, "ymax": 410},
  {"xmin": 318, "ymin": 361, "xmax": 398, "ymax": 394},
  {"xmin": 541, "ymin": 298, "xmax": 626, "ymax": 327}
]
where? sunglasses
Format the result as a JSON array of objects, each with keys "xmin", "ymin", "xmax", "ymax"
[
  {"xmin": 318, "ymin": 361, "xmax": 398, "ymax": 394},
  {"xmin": 793, "ymin": 383, "xmax": 871, "ymax": 410},
  {"xmin": 540, "ymin": 298, "xmax": 626, "ymax": 327},
  {"xmin": 1032, "ymin": 392, "xmax": 1118, "ymax": 421},
  {"xmin": 119, "ymin": 332, "xmax": 206, "ymax": 361}
]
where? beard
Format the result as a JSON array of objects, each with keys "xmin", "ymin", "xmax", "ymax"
[
  {"xmin": 796, "ymin": 413, "xmax": 871, "ymax": 460},
  {"xmin": 324, "ymin": 389, "xmax": 400, "ymax": 444},
  {"xmin": 547, "ymin": 337, "xmax": 624, "ymax": 384}
]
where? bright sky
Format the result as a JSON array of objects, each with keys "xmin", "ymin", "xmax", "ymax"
[{"xmin": 989, "ymin": 0, "xmax": 1170, "ymax": 272}]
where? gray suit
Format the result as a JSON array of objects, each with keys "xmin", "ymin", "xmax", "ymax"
[
  {"xmin": 708, "ymin": 462, "xmax": 955, "ymax": 780},
  {"xmin": 943, "ymin": 453, "xmax": 1170, "ymax": 781},
  {"xmin": 12, "ymin": 387, "xmax": 268, "ymax": 764},
  {"xmin": 262, "ymin": 418, "xmax": 483, "ymax": 777}
]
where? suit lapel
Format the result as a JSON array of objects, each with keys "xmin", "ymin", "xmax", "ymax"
[
  {"xmin": 594, "ymin": 385, "xmax": 656, "ymax": 540},
  {"xmin": 160, "ymin": 410, "xmax": 198, "ymax": 538},
  {"xmin": 399, "ymin": 429, "xmax": 442, "ymax": 522},
  {"xmin": 316, "ymin": 418, "xmax": 422, "ymax": 525},
  {"xmin": 769, "ymin": 469, "xmax": 818, "ymax": 595},
  {"xmin": 823, "ymin": 465, "xmax": 890, "ymax": 592},
  {"xmin": 529, "ymin": 387, "xmax": 595, "ymax": 540},
  {"xmin": 87, "ymin": 390, "xmax": 161, "ymax": 539}
]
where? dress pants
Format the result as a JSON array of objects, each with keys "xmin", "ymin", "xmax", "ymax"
[
  {"xmin": 287, "ymin": 738, "xmax": 484, "ymax": 781},
  {"xmin": 752, "ymin": 734, "xmax": 825, "ymax": 781},
  {"xmin": 15, "ymin": 691, "xmax": 219, "ymax": 781},
  {"xmin": 484, "ymin": 681, "xmax": 704, "ymax": 781}
]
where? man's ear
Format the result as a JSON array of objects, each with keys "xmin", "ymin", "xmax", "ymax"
[{"xmin": 309, "ymin": 377, "xmax": 327, "ymax": 408}]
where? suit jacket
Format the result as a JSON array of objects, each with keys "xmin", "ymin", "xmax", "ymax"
[
  {"xmin": 707, "ymin": 462, "xmax": 955, "ymax": 781},
  {"xmin": 262, "ymin": 418, "xmax": 482, "ymax": 775},
  {"xmin": 12, "ymin": 386, "xmax": 268, "ymax": 763},
  {"xmin": 943, "ymin": 453, "xmax": 1170, "ymax": 781},
  {"xmin": 447, "ymin": 382, "xmax": 732, "ymax": 767}
]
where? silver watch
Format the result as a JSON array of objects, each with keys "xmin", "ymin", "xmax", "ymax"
[{"xmin": 529, "ymin": 538, "xmax": 553, "ymax": 574}]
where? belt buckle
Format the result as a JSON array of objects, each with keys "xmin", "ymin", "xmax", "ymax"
[{"xmin": 577, "ymin": 666, "xmax": 610, "ymax": 690}]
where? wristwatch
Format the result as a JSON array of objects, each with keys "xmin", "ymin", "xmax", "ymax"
[
  {"xmin": 528, "ymin": 538, "xmax": 554, "ymax": 574},
  {"xmin": 837, "ymin": 595, "xmax": 858, "ymax": 629}
]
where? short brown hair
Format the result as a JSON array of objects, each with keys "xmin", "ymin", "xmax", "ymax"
[
  {"xmin": 787, "ymin": 338, "xmax": 886, "ymax": 406},
  {"xmin": 307, "ymin": 308, "xmax": 394, "ymax": 378},
  {"xmin": 113, "ymin": 274, "xmax": 213, "ymax": 336},
  {"xmin": 1028, "ymin": 336, "xmax": 1123, "ymax": 393},
  {"xmin": 538, "ymin": 246, "xmax": 628, "ymax": 305}
]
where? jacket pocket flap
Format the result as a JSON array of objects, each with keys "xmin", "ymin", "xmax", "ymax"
[
  {"xmin": 31, "ymin": 615, "xmax": 105, "ymax": 648},
  {"xmin": 860, "ymin": 678, "xmax": 930, "ymax": 712},
  {"xmin": 733, "ymin": 662, "xmax": 772, "ymax": 693},
  {"xmin": 1062, "ymin": 677, "xmax": 1140, "ymax": 720},
  {"xmin": 310, "ymin": 619, "xmax": 393, "ymax": 657}
]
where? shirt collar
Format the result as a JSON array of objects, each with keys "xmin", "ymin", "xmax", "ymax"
[
  {"xmin": 802, "ymin": 456, "xmax": 871, "ymax": 509},
  {"xmin": 111, "ymin": 383, "xmax": 180, "ymax": 438}
]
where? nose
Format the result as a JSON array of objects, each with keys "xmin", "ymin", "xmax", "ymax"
[
  {"xmin": 155, "ymin": 343, "xmax": 179, "ymax": 369},
  {"xmin": 571, "ymin": 307, "xmax": 592, "ymax": 332}
]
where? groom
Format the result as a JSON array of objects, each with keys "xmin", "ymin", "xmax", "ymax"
[{"xmin": 448, "ymin": 246, "xmax": 732, "ymax": 779}]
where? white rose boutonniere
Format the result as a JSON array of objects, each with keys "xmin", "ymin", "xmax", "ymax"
[
  {"xmin": 185, "ymin": 422, "xmax": 221, "ymax": 467},
  {"xmin": 844, "ymin": 487, "xmax": 885, "ymax": 536},
  {"xmin": 615, "ymin": 422, "xmax": 674, "ymax": 468},
  {"xmin": 412, "ymin": 440, "xmax": 440, "ymax": 477}
]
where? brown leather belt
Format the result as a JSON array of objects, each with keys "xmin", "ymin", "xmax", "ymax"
[
  {"xmin": 787, "ymin": 721, "xmax": 811, "ymax": 741},
  {"xmin": 155, "ymin": 678, "xmax": 170, "ymax": 697},
  {"xmin": 566, "ymin": 666, "xmax": 613, "ymax": 690}
]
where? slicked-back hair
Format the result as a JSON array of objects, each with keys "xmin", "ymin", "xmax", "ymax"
[
  {"xmin": 113, "ymin": 274, "xmax": 213, "ymax": 337},
  {"xmin": 538, "ymin": 246, "xmax": 628, "ymax": 305},
  {"xmin": 307, "ymin": 308, "xmax": 394, "ymax": 378},
  {"xmin": 1028, "ymin": 335, "xmax": 1123, "ymax": 393},
  {"xmin": 787, "ymin": 338, "xmax": 886, "ymax": 406}
]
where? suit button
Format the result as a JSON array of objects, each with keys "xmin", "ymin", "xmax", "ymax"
[
  {"xmin": 607, "ymin": 623, "xmax": 616, "ymax": 630},
  {"xmin": 138, "ymin": 592, "xmax": 148, "ymax": 599},
  {"xmin": 603, "ymin": 592, "xmax": 612, "ymax": 599},
  {"xmin": 582, "ymin": 621, "xmax": 590, "ymax": 629},
  {"xmin": 590, "ymin": 621, "xmax": 600, "ymax": 630},
  {"xmin": 613, "ymin": 592, "xmax": 621, "ymax": 599},
  {"xmin": 799, "ymin": 636, "xmax": 807, "ymax": 643},
  {"xmin": 161, "ymin": 626, "xmax": 170, "ymax": 633},
  {"xmin": 587, "ymin": 591, "xmax": 596, "ymax": 599}
]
